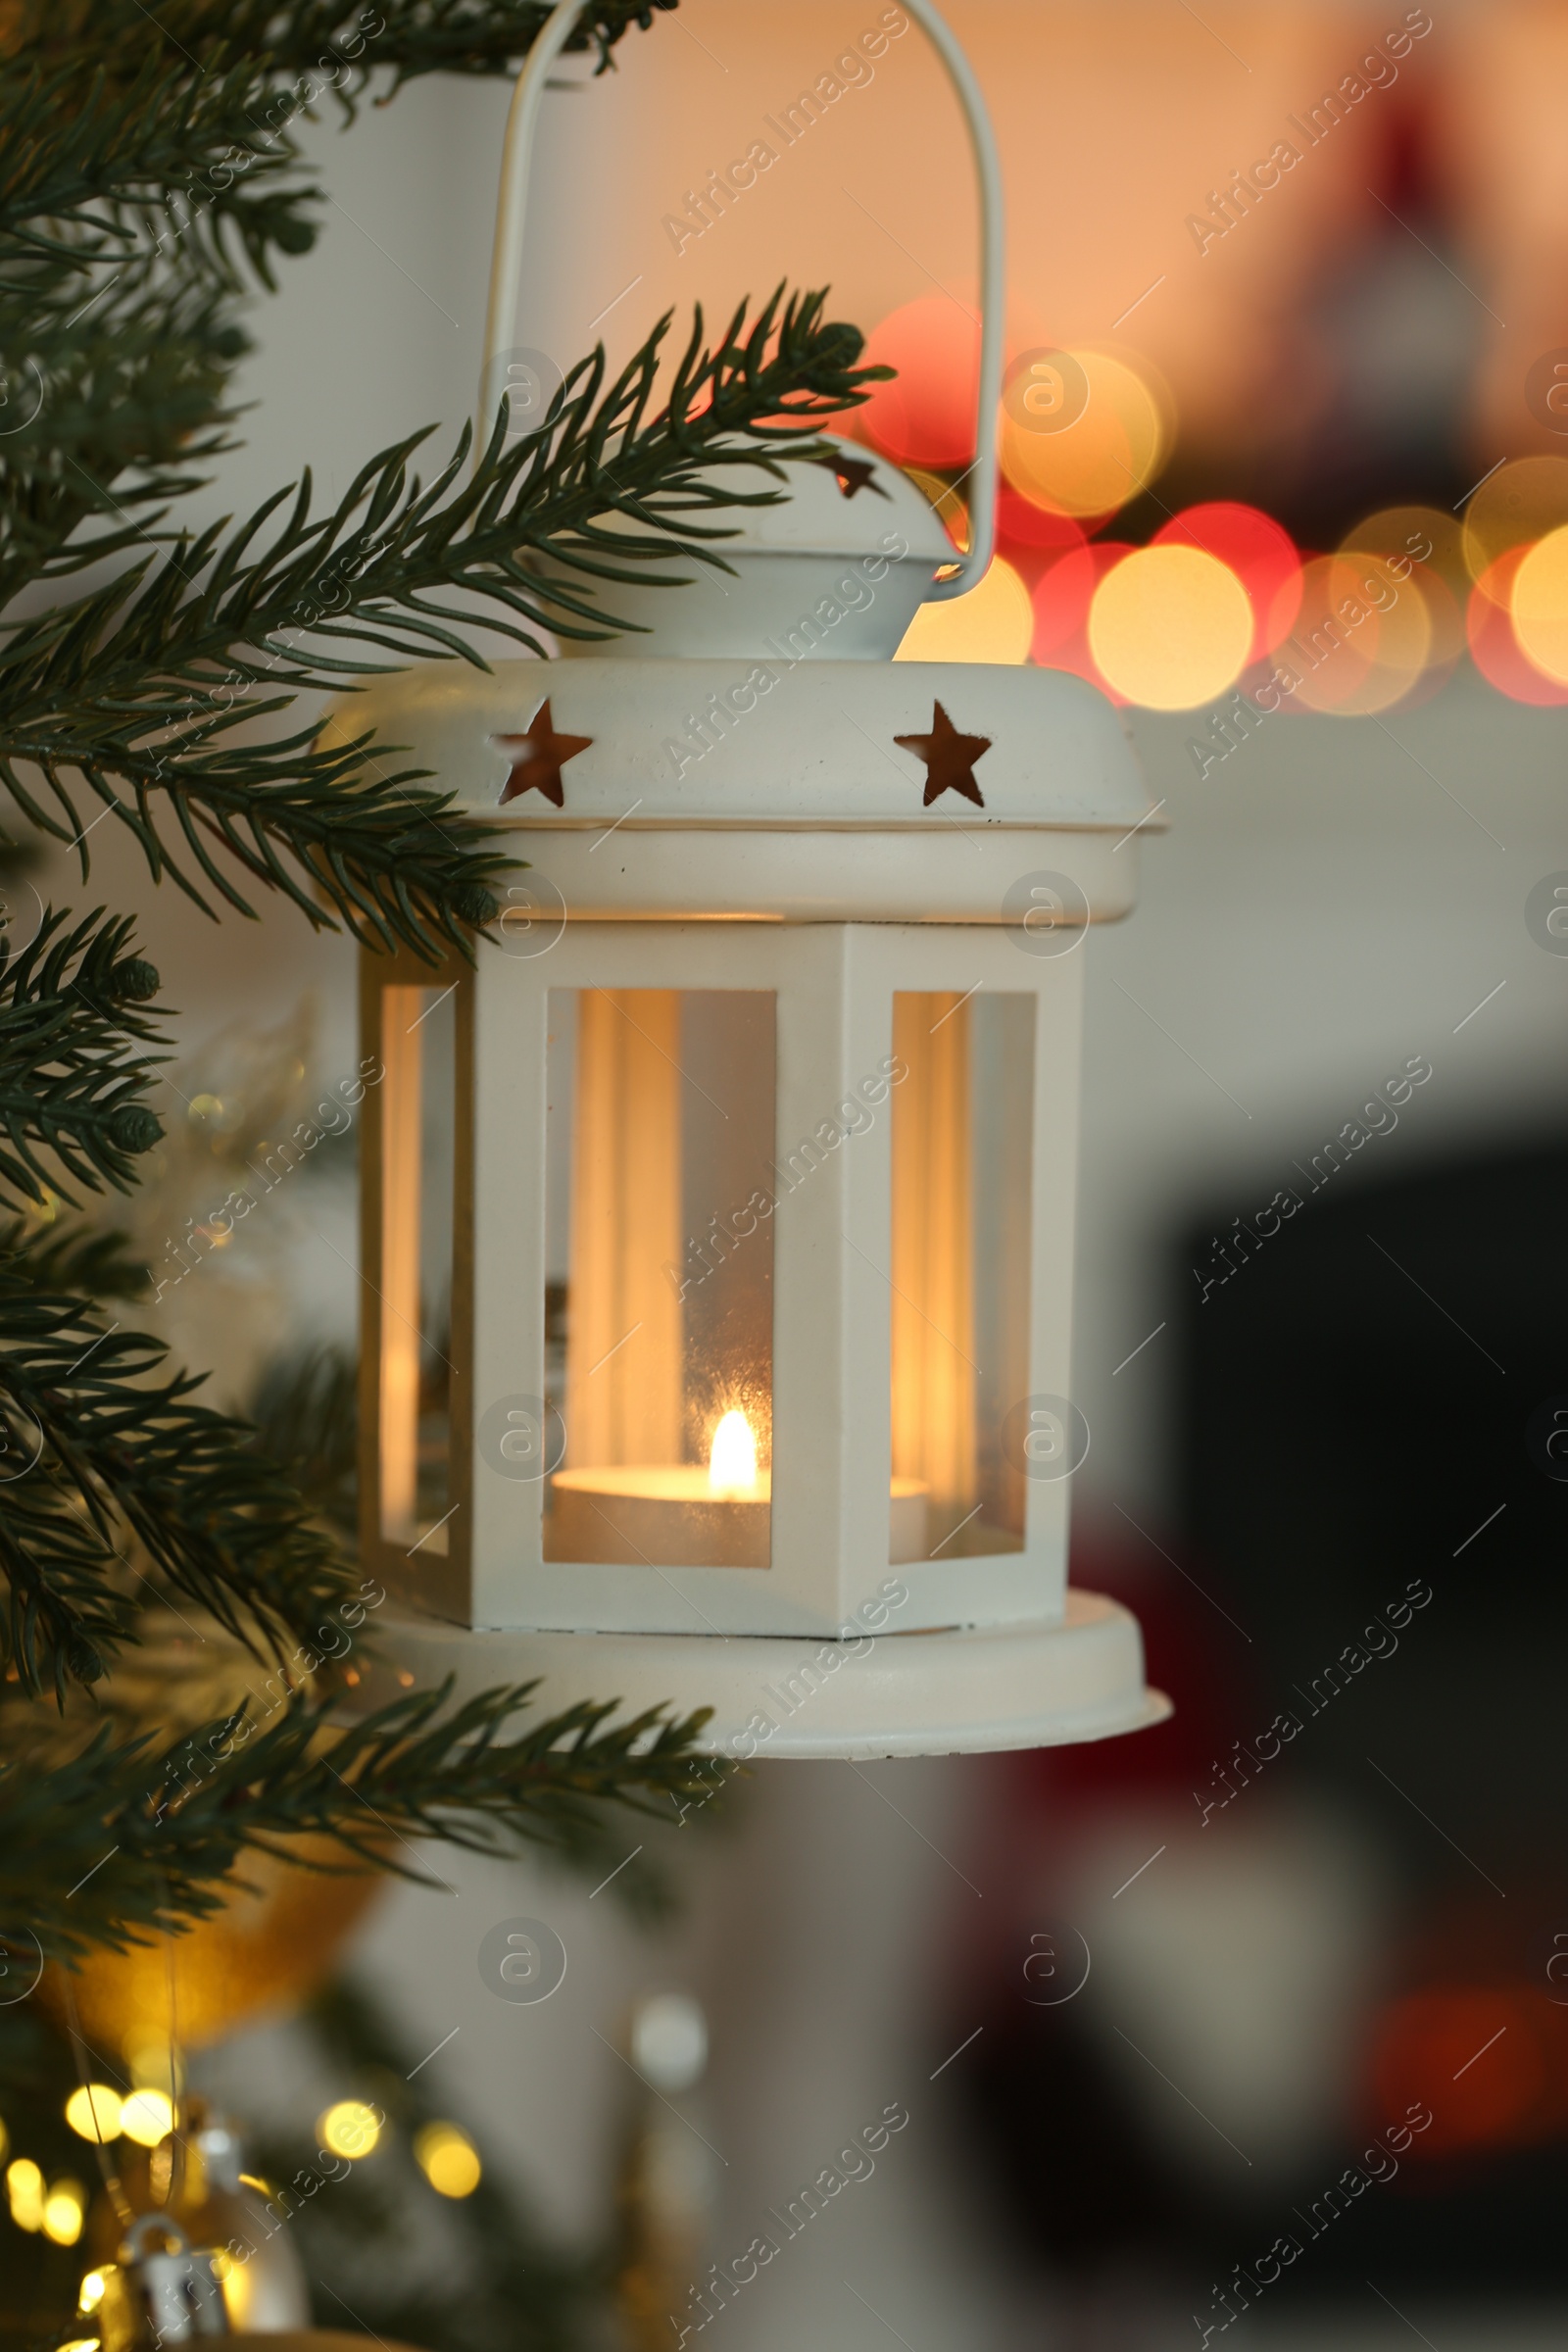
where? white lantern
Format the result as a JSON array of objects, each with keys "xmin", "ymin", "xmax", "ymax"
[{"xmin": 331, "ymin": 0, "xmax": 1169, "ymax": 1760}]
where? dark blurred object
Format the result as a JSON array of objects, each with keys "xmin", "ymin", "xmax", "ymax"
[{"xmin": 1175, "ymin": 1126, "xmax": 1568, "ymax": 2289}]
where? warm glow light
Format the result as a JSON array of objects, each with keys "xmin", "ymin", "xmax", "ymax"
[
  {"xmin": 708, "ymin": 1410, "xmax": 758, "ymax": 1494},
  {"xmin": 43, "ymin": 2181, "xmax": 85, "ymax": 2246},
  {"xmin": 1468, "ymin": 549, "xmax": 1568, "ymax": 705},
  {"xmin": 854, "ymin": 296, "xmax": 981, "ymax": 468},
  {"xmin": 6, "ymin": 2158, "xmax": 44, "ymax": 2231},
  {"xmin": 318, "ymin": 2100, "xmax": 382, "ymax": 2160},
  {"xmin": 1088, "ymin": 546, "xmax": 1252, "ymax": 709},
  {"xmin": 65, "ymin": 2086, "xmax": 122, "ymax": 2145},
  {"xmin": 118, "ymin": 2089, "xmax": 173, "ymax": 2148},
  {"xmin": 1342, "ymin": 505, "xmax": 1469, "ymax": 604},
  {"xmin": 1511, "ymin": 524, "xmax": 1568, "ymax": 682},
  {"xmin": 414, "ymin": 2121, "xmax": 482, "ymax": 2198},
  {"xmin": 1153, "ymin": 503, "xmax": 1300, "ymax": 662},
  {"xmin": 895, "ymin": 555, "xmax": 1033, "ymax": 664},
  {"xmin": 78, "ymin": 2271, "xmax": 110, "ymax": 2314},
  {"xmin": 1288, "ymin": 553, "xmax": 1434, "ymax": 716},
  {"xmin": 1463, "ymin": 455, "xmax": 1568, "ymax": 592},
  {"xmin": 1002, "ymin": 348, "xmax": 1166, "ymax": 520}
]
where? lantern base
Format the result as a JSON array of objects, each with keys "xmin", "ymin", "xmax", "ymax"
[{"xmin": 351, "ymin": 1590, "xmax": 1169, "ymax": 1760}]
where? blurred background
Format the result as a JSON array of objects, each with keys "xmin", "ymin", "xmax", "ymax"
[{"xmin": 8, "ymin": 2, "xmax": 1568, "ymax": 2347}]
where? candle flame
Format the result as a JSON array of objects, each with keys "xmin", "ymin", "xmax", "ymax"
[{"xmin": 708, "ymin": 1409, "xmax": 758, "ymax": 1494}]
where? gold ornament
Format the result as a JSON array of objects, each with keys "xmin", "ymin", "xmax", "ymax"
[{"xmin": 28, "ymin": 1606, "xmax": 384, "ymax": 2052}]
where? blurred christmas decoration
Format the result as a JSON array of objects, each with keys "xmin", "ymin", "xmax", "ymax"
[{"xmin": 614, "ymin": 1994, "xmax": 717, "ymax": 2351}]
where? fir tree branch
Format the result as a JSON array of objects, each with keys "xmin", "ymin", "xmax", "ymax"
[
  {"xmin": 0, "ymin": 1214, "xmax": 150, "ymax": 1303},
  {"xmin": 13, "ymin": 1, "xmax": 681, "ymax": 95},
  {"xmin": 0, "ymin": 290, "xmax": 883, "ymax": 957},
  {"xmin": 0, "ymin": 1284, "xmax": 353, "ymax": 1698},
  {"xmin": 2, "ymin": 1679, "xmax": 714, "ymax": 1962},
  {"xmin": 0, "ymin": 906, "xmax": 164, "ymax": 1207}
]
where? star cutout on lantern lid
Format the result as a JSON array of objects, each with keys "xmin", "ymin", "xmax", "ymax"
[
  {"xmin": 894, "ymin": 699, "xmax": 992, "ymax": 808},
  {"xmin": 493, "ymin": 700, "xmax": 593, "ymax": 808},
  {"xmin": 811, "ymin": 451, "xmax": 890, "ymax": 501}
]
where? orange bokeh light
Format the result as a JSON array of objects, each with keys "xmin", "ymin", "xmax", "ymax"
[
  {"xmin": 1152, "ymin": 503, "xmax": 1301, "ymax": 663},
  {"xmin": 1468, "ymin": 547, "xmax": 1568, "ymax": 704},
  {"xmin": 1088, "ymin": 545, "xmax": 1253, "ymax": 710},
  {"xmin": 1002, "ymin": 348, "xmax": 1166, "ymax": 520},
  {"xmin": 1369, "ymin": 1985, "xmax": 1557, "ymax": 2158}
]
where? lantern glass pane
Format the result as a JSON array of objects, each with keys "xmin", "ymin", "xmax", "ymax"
[
  {"xmin": 543, "ymin": 989, "xmax": 776, "ymax": 1568},
  {"xmin": 889, "ymin": 991, "xmax": 1034, "ymax": 1560},
  {"xmin": 377, "ymin": 982, "xmax": 456, "ymax": 1550}
]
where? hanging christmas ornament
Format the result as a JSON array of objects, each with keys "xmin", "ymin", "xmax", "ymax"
[
  {"xmin": 330, "ymin": 0, "xmax": 1170, "ymax": 1758},
  {"xmin": 34, "ymin": 1609, "xmax": 383, "ymax": 2056},
  {"xmin": 69, "ymin": 2213, "xmax": 422, "ymax": 2352}
]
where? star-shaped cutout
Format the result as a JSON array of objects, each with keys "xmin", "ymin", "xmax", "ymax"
[
  {"xmin": 811, "ymin": 451, "xmax": 889, "ymax": 501},
  {"xmin": 894, "ymin": 700, "xmax": 991, "ymax": 808},
  {"xmin": 493, "ymin": 701, "xmax": 593, "ymax": 808}
]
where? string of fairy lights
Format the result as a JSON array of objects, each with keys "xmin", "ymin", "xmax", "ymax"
[{"xmin": 853, "ymin": 297, "xmax": 1568, "ymax": 716}]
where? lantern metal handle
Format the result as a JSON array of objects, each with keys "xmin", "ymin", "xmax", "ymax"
[{"xmin": 479, "ymin": 0, "xmax": 1004, "ymax": 598}]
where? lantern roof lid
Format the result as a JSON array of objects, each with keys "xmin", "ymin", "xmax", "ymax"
[
  {"xmin": 326, "ymin": 655, "xmax": 1156, "ymax": 833},
  {"xmin": 640, "ymin": 435, "xmax": 956, "ymax": 564}
]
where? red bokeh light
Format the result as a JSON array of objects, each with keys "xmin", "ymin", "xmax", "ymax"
[
  {"xmin": 1153, "ymin": 502, "xmax": 1301, "ymax": 663},
  {"xmin": 1468, "ymin": 548, "xmax": 1568, "ymax": 704},
  {"xmin": 852, "ymin": 294, "xmax": 981, "ymax": 470},
  {"xmin": 1032, "ymin": 540, "xmax": 1134, "ymax": 704}
]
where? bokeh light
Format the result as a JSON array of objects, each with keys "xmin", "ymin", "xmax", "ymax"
[
  {"xmin": 1087, "ymin": 545, "xmax": 1252, "ymax": 710},
  {"xmin": 65, "ymin": 2085, "xmax": 122, "ymax": 2145},
  {"xmin": 318, "ymin": 2099, "xmax": 382, "ymax": 2160},
  {"xmin": 43, "ymin": 2180, "xmax": 85, "ymax": 2247},
  {"xmin": 6, "ymin": 2158, "xmax": 44, "ymax": 2230},
  {"xmin": 1031, "ymin": 540, "xmax": 1129, "ymax": 668},
  {"xmin": 1370, "ymin": 1987, "xmax": 1548, "ymax": 2156},
  {"xmin": 1509, "ymin": 522, "xmax": 1568, "ymax": 683},
  {"xmin": 1468, "ymin": 547, "xmax": 1568, "ymax": 705},
  {"xmin": 1002, "ymin": 348, "xmax": 1166, "ymax": 519},
  {"xmin": 896, "ymin": 555, "xmax": 1033, "ymax": 663},
  {"xmin": 854, "ymin": 295, "xmax": 980, "ymax": 469},
  {"xmin": 77, "ymin": 2270, "xmax": 109, "ymax": 2315},
  {"xmin": 414, "ymin": 2121, "xmax": 482, "ymax": 2198},
  {"xmin": 1294, "ymin": 552, "xmax": 1434, "ymax": 715},
  {"xmin": 118, "ymin": 2089, "xmax": 173, "ymax": 2148},
  {"xmin": 1152, "ymin": 503, "xmax": 1300, "ymax": 662},
  {"xmin": 1342, "ymin": 504, "xmax": 1469, "ymax": 604},
  {"xmin": 1462, "ymin": 456, "xmax": 1568, "ymax": 595}
]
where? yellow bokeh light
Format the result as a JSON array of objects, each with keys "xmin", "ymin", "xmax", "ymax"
[
  {"xmin": 318, "ymin": 2100, "xmax": 382, "ymax": 2160},
  {"xmin": 77, "ymin": 2269, "xmax": 110, "ymax": 2314},
  {"xmin": 1002, "ymin": 348, "xmax": 1166, "ymax": 520},
  {"xmin": 1462, "ymin": 456, "xmax": 1568, "ymax": 591},
  {"xmin": 895, "ymin": 555, "xmax": 1033, "ymax": 664},
  {"xmin": 44, "ymin": 2181, "xmax": 86, "ymax": 2247},
  {"xmin": 7, "ymin": 2158, "xmax": 45, "ymax": 2231},
  {"xmin": 119, "ymin": 2089, "xmax": 173, "ymax": 2148},
  {"xmin": 414, "ymin": 2122, "xmax": 482, "ymax": 2199},
  {"xmin": 57, "ymin": 2340, "xmax": 100, "ymax": 2352},
  {"xmin": 1341, "ymin": 505, "xmax": 1468, "ymax": 603},
  {"xmin": 1088, "ymin": 546, "xmax": 1251, "ymax": 710},
  {"xmin": 65, "ymin": 2085, "xmax": 123, "ymax": 2146},
  {"xmin": 1510, "ymin": 524, "xmax": 1568, "ymax": 683}
]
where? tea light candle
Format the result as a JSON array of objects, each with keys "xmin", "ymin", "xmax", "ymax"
[{"xmin": 549, "ymin": 1410, "xmax": 929, "ymax": 1568}]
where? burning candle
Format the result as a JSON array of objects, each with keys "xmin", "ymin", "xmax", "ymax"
[{"xmin": 548, "ymin": 1410, "xmax": 928, "ymax": 1569}]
